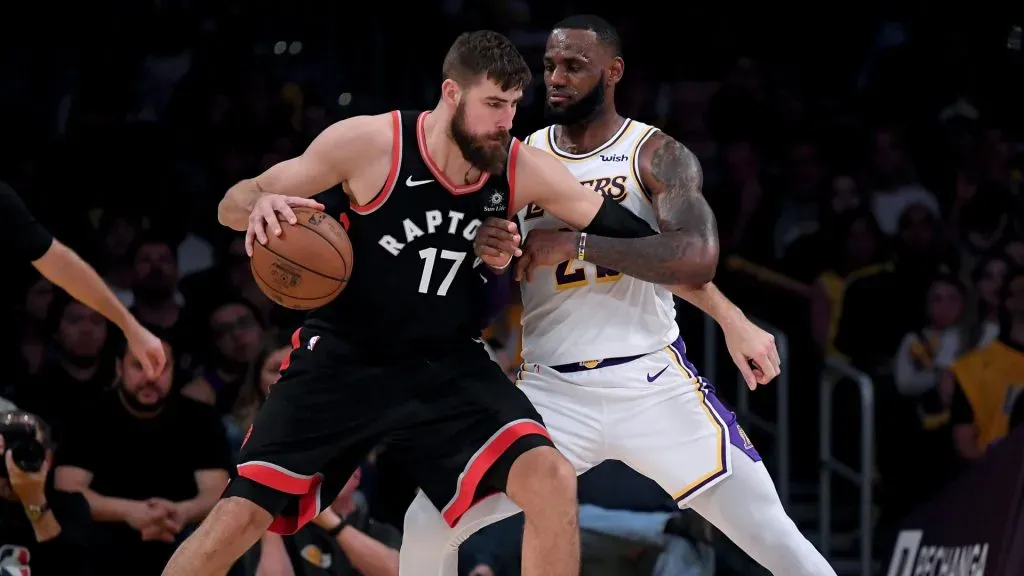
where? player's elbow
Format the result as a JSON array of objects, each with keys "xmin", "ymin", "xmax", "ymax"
[
  {"xmin": 677, "ymin": 244, "xmax": 718, "ymax": 285},
  {"xmin": 217, "ymin": 192, "xmax": 250, "ymax": 231}
]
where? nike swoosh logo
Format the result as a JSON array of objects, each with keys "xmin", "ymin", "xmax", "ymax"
[
  {"xmin": 406, "ymin": 176, "xmax": 434, "ymax": 187},
  {"xmin": 647, "ymin": 365, "xmax": 669, "ymax": 382}
]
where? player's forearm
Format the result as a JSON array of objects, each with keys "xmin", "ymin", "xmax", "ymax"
[
  {"xmin": 670, "ymin": 282, "xmax": 743, "ymax": 327},
  {"xmin": 579, "ymin": 230, "xmax": 719, "ymax": 285},
  {"xmin": 33, "ymin": 240, "xmax": 138, "ymax": 333},
  {"xmin": 219, "ymin": 179, "xmax": 264, "ymax": 230}
]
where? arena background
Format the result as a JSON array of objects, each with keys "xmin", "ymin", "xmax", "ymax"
[{"xmin": 1, "ymin": 1, "xmax": 1023, "ymax": 575}]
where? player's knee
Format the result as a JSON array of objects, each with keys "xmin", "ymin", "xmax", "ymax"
[
  {"xmin": 507, "ymin": 445, "xmax": 577, "ymax": 510},
  {"xmin": 204, "ymin": 496, "xmax": 273, "ymax": 540}
]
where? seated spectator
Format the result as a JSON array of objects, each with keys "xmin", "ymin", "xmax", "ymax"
[
  {"xmin": 55, "ymin": 329, "xmax": 230, "ymax": 574},
  {"xmin": 966, "ymin": 253, "xmax": 1010, "ymax": 349},
  {"xmin": 834, "ymin": 203, "xmax": 949, "ymax": 375},
  {"xmin": 894, "ymin": 275, "xmax": 968, "ymax": 408},
  {"xmin": 182, "ymin": 298, "xmax": 265, "ymax": 414},
  {"xmin": 807, "ymin": 209, "xmax": 884, "ymax": 355},
  {"xmin": 224, "ymin": 338, "xmax": 292, "ymax": 460},
  {"xmin": 240, "ymin": 467, "xmax": 401, "ymax": 576},
  {"xmin": 0, "ymin": 409, "xmax": 92, "ymax": 575},
  {"xmin": 15, "ymin": 288, "xmax": 115, "ymax": 445},
  {"xmin": 947, "ymin": 267, "xmax": 1024, "ymax": 461}
]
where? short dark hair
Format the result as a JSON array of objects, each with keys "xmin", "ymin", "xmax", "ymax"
[
  {"xmin": 442, "ymin": 30, "xmax": 532, "ymax": 91},
  {"xmin": 553, "ymin": 14, "xmax": 622, "ymax": 57}
]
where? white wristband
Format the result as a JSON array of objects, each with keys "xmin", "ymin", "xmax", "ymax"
[{"xmin": 492, "ymin": 252, "xmax": 514, "ymax": 271}]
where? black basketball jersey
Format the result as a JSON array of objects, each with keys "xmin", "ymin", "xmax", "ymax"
[{"xmin": 306, "ymin": 110, "xmax": 515, "ymax": 359}]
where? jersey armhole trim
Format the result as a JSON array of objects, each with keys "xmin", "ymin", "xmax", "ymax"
[
  {"xmin": 351, "ymin": 110, "xmax": 403, "ymax": 215},
  {"xmin": 630, "ymin": 126, "xmax": 659, "ymax": 202},
  {"xmin": 506, "ymin": 139, "xmax": 522, "ymax": 218}
]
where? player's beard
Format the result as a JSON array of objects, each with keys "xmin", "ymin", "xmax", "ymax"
[
  {"xmin": 451, "ymin": 101, "xmax": 511, "ymax": 175},
  {"xmin": 544, "ymin": 76, "xmax": 605, "ymax": 126}
]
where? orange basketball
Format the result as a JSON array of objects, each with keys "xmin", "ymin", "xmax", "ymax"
[{"xmin": 250, "ymin": 207, "xmax": 353, "ymax": 310}]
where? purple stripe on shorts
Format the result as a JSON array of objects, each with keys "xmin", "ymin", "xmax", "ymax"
[{"xmin": 669, "ymin": 337, "xmax": 762, "ymax": 468}]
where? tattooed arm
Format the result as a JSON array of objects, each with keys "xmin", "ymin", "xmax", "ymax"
[{"xmin": 578, "ymin": 131, "xmax": 718, "ymax": 284}]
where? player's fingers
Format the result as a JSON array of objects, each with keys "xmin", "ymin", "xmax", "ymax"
[
  {"xmin": 262, "ymin": 208, "xmax": 283, "ymax": 238},
  {"xmin": 275, "ymin": 201, "xmax": 298, "ymax": 225},
  {"xmin": 758, "ymin": 354, "xmax": 778, "ymax": 381},
  {"xmin": 287, "ymin": 197, "xmax": 326, "ymax": 211},
  {"xmin": 736, "ymin": 357, "xmax": 757, "ymax": 390},
  {"xmin": 475, "ymin": 244, "xmax": 504, "ymax": 258},
  {"xmin": 0, "ymin": 435, "xmax": 6, "ymax": 455},
  {"xmin": 515, "ymin": 253, "xmax": 530, "ymax": 282},
  {"xmin": 138, "ymin": 355, "xmax": 156, "ymax": 381},
  {"xmin": 244, "ymin": 228, "xmax": 255, "ymax": 257}
]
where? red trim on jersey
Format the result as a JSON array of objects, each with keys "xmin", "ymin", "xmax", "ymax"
[
  {"xmin": 267, "ymin": 477, "xmax": 323, "ymax": 535},
  {"xmin": 441, "ymin": 420, "xmax": 551, "ymax": 527},
  {"xmin": 237, "ymin": 462, "xmax": 317, "ymax": 495},
  {"xmin": 351, "ymin": 110, "xmax": 402, "ymax": 214},
  {"xmin": 506, "ymin": 139, "xmax": 521, "ymax": 218},
  {"xmin": 278, "ymin": 328, "xmax": 302, "ymax": 372},
  {"xmin": 338, "ymin": 212, "xmax": 351, "ymax": 231},
  {"xmin": 416, "ymin": 111, "xmax": 490, "ymax": 195}
]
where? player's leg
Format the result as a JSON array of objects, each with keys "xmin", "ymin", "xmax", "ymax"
[
  {"xmin": 686, "ymin": 445, "xmax": 836, "ymax": 576},
  {"xmin": 400, "ymin": 362, "xmax": 604, "ymax": 575},
  {"xmin": 163, "ymin": 330, "xmax": 382, "ymax": 576},
  {"xmin": 400, "ymin": 489, "xmax": 521, "ymax": 575},
  {"xmin": 608, "ymin": 340, "xmax": 834, "ymax": 575},
  {"xmin": 401, "ymin": 353, "xmax": 580, "ymax": 576}
]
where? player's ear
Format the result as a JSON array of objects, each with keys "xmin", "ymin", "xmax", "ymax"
[
  {"xmin": 608, "ymin": 57, "xmax": 624, "ymax": 85},
  {"xmin": 441, "ymin": 79, "xmax": 462, "ymax": 108}
]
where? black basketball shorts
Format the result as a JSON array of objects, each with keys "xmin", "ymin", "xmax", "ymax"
[{"xmin": 224, "ymin": 327, "xmax": 553, "ymax": 534}]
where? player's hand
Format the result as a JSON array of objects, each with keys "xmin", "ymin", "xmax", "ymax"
[
  {"xmin": 246, "ymin": 193, "xmax": 326, "ymax": 256},
  {"xmin": 722, "ymin": 316, "xmax": 780, "ymax": 390},
  {"xmin": 474, "ymin": 218, "xmax": 522, "ymax": 270},
  {"xmin": 124, "ymin": 321, "xmax": 167, "ymax": 381},
  {"xmin": 516, "ymin": 229, "xmax": 576, "ymax": 283}
]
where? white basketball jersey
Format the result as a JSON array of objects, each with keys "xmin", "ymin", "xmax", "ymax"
[{"xmin": 518, "ymin": 119, "xmax": 679, "ymax": 366}]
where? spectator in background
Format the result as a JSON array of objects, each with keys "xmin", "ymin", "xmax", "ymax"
[
  {"xmin": 96, "ymin": 210, "xmax": 143, "ymax": 307},
  {"xmin": 966, "ymin": 253, "xmax": 1010, "ymax": 349},
  {"xmin": 773, "ymin": 137, "xmax": 829, "ymax": 262},
  {"xmin": 182, "ymin": 299, "xmax": 264, "ymax": 414},
  {"xmin": 55, "ymin": 331, "xmax": 230, "ymax": 575},
  {"xmin": 865, "ymin": 126, "xmax": 941, "ymax": 236},
  {"xmin": 808, "ymin": 209, "xmax": 885, "ymax": 355},
  {"xmin": 834, "ymin": 203, "xmax": 948, "ymax": 374},
  {"xmin": 714, "ymin": 139, "xmax": 778, "ymax": 264},
  {"xmin": 16, "ymin": 289, "xmax": 114, "ymax": 444},
  {"xmin": 894, "ymin": 275, "xmax": 969, "ymax": 402},
  {"xmin": 224, "ymin": 339, "xmax": 292, "ymax": 460},
  {"xmin": 15, "ymin": 275, "xmax": 54, "ymax": 380},
  {"xmin": 129, "ymin": 234, "xmax": 191, "ymax": 358},
  {"xmin": 947, "ymin": 267, "xmax": 1024, "ymax": 461},
  {"xmin": 0, "ymin": 410, "xmax": 93, "ymax": 576}
]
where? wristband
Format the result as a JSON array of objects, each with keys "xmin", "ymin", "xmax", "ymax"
[
  {"xmin": 576, "ymin": 232, "xmax": 588, "ymax": 261},
  {"xmin": 327, "ymin": 515, "xmax": 349, "ymax": 537},
  {"xmin": 492, "ymin": 252, "xmax": 514, "ymax": 271}
]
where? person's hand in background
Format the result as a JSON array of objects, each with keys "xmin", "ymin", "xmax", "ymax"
[
  {"xmin": 469, "ymin": 564, "xmax": 496, "ymax": 576},
  {"xmin": 1, "ymin": 433, "xmax": 49, "ymax": 505}
]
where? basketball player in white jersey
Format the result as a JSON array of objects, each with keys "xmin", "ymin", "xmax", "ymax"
[{"xmin": 399, "ymin": 16, "xmax": 836, "ymax": 576}]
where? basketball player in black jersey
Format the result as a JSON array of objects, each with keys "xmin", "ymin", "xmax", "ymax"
[{"xmin": 163, "ymin": 31, "xmax": 712, "ymax": 576}]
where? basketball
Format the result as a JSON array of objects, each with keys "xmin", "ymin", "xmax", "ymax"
[{"xmin": 250, "ymin": 207, "xmax": 353, "ymax": 310}]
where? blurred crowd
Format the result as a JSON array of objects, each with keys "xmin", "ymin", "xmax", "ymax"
[{"xmin": 1, "ymin": 1, "xmax": 1023, "ymax": 575}]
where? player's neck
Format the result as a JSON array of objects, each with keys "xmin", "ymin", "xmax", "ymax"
[
  {"xmin": 423, "ymin": 108, "xmax": 485, "ymax": 184},
  {"xmin": 559, "ymin": 107, "xmax": 624, "ymax": 154}
]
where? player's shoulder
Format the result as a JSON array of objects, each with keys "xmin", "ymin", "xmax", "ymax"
[{"xmin": 319, "ymin": 113, "xmax": 398, "ymax": 152}]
